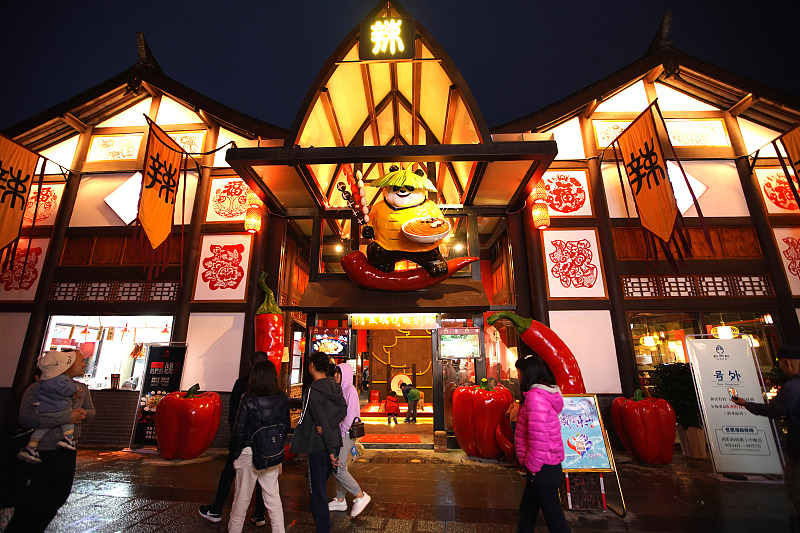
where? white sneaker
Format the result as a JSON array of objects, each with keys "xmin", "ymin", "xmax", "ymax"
[
  {"xmin": 328, "ymin": 498, "xmax": 347, "ymax": 511},
  {"xmin": 350, "ymin": 493, "xmax": 371, "ymax": 517}
]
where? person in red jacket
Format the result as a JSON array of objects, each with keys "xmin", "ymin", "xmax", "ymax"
[
  {"xmin": 382, "ymin": 391, "xmax": 401, "ymax": 424},
  {"xmin": 515, "ymin": 353, "xmax": 570, "ymax": 533}
]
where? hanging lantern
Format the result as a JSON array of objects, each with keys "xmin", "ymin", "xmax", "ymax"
[
  {"xmin": 246, "ymin": 188, "xmax": 263, "ymax": 208},
  {"xmin": 531, "ymin": 179, "xmax": 547, "ymax": 203},
  {"xmin": 245, "ymin": 206, "xmax": 262, "ymax": 233},
  {"xmin": 531, "ymin": 201, "xmax": 550, "ymax": 230}
]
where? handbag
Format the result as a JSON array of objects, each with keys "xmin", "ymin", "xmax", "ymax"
[{"xmin": 349, "ymin": 417, "xmax": 365, "ymax": 439}]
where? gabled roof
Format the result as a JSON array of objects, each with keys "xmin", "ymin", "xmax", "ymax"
[
  {"xmin": 3, "ymin": 33, "xmax": 287, "ymax": 153},
  {"xmin": 493, "ymin": 12, "xmax": 800, "ymax": 135}
]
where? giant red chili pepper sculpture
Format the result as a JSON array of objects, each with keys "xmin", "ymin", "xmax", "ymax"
[
  {"xmin": 255, "ymin": 271, "xmax": 284, "ymax": 374},
  {"xmin": 487, "ymin": 311, "xmax": 586, "ymax": 394},
  {"xmin": 341, "ymin": 251, "xmax": 477, "ymax": 291},
  {"xmin": 611, "ymin": 389, "xmax": 676, "ymax": 464},
  {"xmin": 155, "ymin": 383, "xmax": 221, "ymax": 460},
  {"xmin": 452, "ymin": 381, "xmax": 514, "ymax": 459}
]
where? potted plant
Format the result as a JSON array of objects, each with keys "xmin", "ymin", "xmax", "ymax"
[{"xmin": 649, "ymin": 363, "xmax": 707, "ymax": 458}]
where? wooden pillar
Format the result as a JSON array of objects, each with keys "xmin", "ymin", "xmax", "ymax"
[
  {"xmin": 507, "ymin": 211, "xmax": 535, "ymax": 321},
  {"xmin": 11, "ymin": 171, "xmax": 82, "ymax": 392},
  {"xmin": 239, "ymin": 211, "xmax": 270, "ymax": 377},
  {"xmin": 523, "ymin": 201, "xmax": 550, "ymax": 326}
]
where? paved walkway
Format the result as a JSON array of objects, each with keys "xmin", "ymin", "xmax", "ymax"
[{"xmin": 33, "ymin": 445, "xmax": 795, "ymax": 533}]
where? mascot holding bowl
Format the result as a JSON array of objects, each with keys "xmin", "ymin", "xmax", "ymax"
[{"xmin": 362, "ymin": 165, "xmax": 451, "ymax": 276}]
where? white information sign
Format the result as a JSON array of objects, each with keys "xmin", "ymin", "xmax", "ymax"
[{"xmin": 686, "ymin": 337, "xmax": 783, "ymax": 476}]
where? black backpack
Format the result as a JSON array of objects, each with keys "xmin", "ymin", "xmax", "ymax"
[{"xmin": 250, "ymin": 422, "xmax": 286, "ymax": 469}]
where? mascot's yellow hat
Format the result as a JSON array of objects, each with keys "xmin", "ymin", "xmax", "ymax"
[{"xmin": 371, "ymin": 166, "xmax": 437, "ymax": 192}]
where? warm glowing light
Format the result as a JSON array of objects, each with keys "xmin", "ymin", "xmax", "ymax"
[
  {"xmin": 244, "ymin": 207, "xmax": 262, "ymax": 233},
  {"xmin": 711, "ymin": 325, "xmax": 738, "ymax": 339},
  {"xmin": 454, "ymin": 243, "xmax": 464, "ymax": 252},
  {"xmin": 246, "ymin": 188, "xmax": 263, "ymax": 208},
  {"xmin": 335, "ymin": 244, "xmax": 343, "ymax": 252},
  {"xmin": 641, "ymin": 335, "xmax": 656, "ymax": 347},
  {"xmin": 531, "ymin": 202, "xmax": 550, "ymax": 229},
  {"xmin": 371, "ymin": 19, "xmax": 404, "ymax": 55},
  {"xmin": 531, "ymin": 179, "xmax": 547, "ymax": 203},
  {"xmin": 668, "ymin": 341, "xmax": 677, "ymax": 350}
]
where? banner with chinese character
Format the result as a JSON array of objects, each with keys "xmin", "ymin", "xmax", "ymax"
[
  {"xmin": 615, "ymin": 107, "xmax": 677, "ymax": 242},
  {"xmin": 686, "ymin": 337, "xmax": 783, "ymax": 476},
  {"xmin": 0, "ymin": 136, "xmax": 39, "ymax": 254},
  {"xmin": 130, "ymin": 343, "xmax": 187, "ymax": 448},
  {"xmin": 138, "ymin": 122, "xmax": 184, "ymax": 250}
]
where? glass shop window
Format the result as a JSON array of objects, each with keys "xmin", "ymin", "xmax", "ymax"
[
  {"xmin": 629, "ymin": 312, "xmax": 701, "ymax": 392},
  {"xmin": 702, "ymin": 311, "xmax": 778, "ymax": 371},
  {"xmin": 44, "ymin": 315, "xmax": 173, "ymax": 390}
]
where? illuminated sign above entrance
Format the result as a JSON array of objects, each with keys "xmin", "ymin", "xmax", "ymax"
[
  {"xmin": 351, "ymin": 313, "xmax": 438, "ymax": 330},
  {"xmin": 359, "ymin": 17, "xmax": 416, "ymax": 60}
]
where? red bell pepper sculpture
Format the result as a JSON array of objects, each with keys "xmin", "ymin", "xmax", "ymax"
[
  {"xmin": 452, "ymin": 382, "xmax": 514, "ymax": 459},
  {"xmin": 487, "ymin": 311, "xmax": 586, "ymax": 394},
  {"xmin": 155, "ymin": 384, "xmax": 221, "ymax": 460},
  {"xmin": 611, "ymin": 389, "xmax": 676, "ymax": 464},
  {"xmin": 255, "ymin": 271, "xmax": 284, "ymax": 375}
]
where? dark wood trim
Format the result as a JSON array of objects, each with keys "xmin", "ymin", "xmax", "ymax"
[
  {"xmin": 46, "ymin": 301, "xmax": 177, "ymax": 316},
  {"xmin": 623, "ymin": 297, "xmax": 777, "ymax": 312},
  {"xmin": 53, "ymin": 266, "xmax": 181, "ymax": 281},
  {"xmin": 548, "ymin": 300, "xmax": 612, "ymax": 311},
  {"xmin": 188, "ymin": 302, "xmax": 248, "ymax": 313},
  {"xmin": 616, "ymin": 260, "xmax": 767, "ymax": 276}
]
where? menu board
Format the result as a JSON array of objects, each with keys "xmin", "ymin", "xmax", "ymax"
[
  {"xmin": 439, "ymin": 327, "xmax": 481, "ymax": 359},
  {"xmin": 686, "ymin": 337, "xmax": 783, "ymax": 476},
  {"xmin": 130, "ymin": 344, "xmax": 186, "ymax": 447},
  {"xmin": 309, "ymin": 327, "xmax": 350, "ymax": 358},
  {"xmin": 559, "ymin": 395, "xmax": 612, "ymax": 472}
]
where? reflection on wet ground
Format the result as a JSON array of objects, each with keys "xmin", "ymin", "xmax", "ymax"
[{"xmin": 39, "ymin": 445, "xmax": 794, "ymax": 532}]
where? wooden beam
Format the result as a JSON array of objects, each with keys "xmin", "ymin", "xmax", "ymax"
[
  {"xmin": 319, "ymin": 88, "xmax": 345, "ymax": 147},
  {"xmin": 197, "ymin": 110, "xmax": 215, "ymax": 129},
  {"xmin": 645, "ymin": 65, "xmax": 665, "ymax": 84},
  {"xmin": 60, "ymin": 112, "xmax": 87, "ymax": 133},
  {"xmin": 412, "ymin": 39, "xmax": 422, "ymax": 146},
  {"xmin": 140, "ymin": 81, "xmax": 162, "ymax": 98},
  {"xmin": 360, "ymin": 63, "xmax": 381, "ymax": 147},
  {"xmin": 729, "ymin": 93, "xmax": 756, "ymax": 116},
  {"xmin": 582, "ymin": 99, "xmax": 600, "ymax": 119}
]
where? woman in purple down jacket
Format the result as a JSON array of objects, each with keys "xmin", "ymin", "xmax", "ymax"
[{"xmin": 514, "ymin": 353, "xmax": 570, "ymax": 533}]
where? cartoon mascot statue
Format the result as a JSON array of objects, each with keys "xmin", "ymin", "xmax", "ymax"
[
  {"xmin": 362, "ymin": 165, "xmax": 449, "ymax": 276},
  {"xmin": 339, "ymin": 164, "xmax": 477, "ymax": 291}
]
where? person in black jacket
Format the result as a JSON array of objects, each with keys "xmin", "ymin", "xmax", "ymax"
[
  {"xmin": 228, "ymin": 361, "xmax": 290, "ymax": 533},
  {"xmin": 290, "ymin": 351, "xmax": 347, "ymax": 532},
  {"xmin": 199, "ymin": 351, "xmax": 268, "ymax": 525}
]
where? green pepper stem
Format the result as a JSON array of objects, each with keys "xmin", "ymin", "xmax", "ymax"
[
  {"xmin": 633, "ymin": 388, "xmax": 643, "ymax": 402},
  {"xmin": 256, "ymin": 271, "xmax": 283, "ymax": 315},
  {"xmin": 486, "ymin": 311, "xmax": 532, "ymax": 336},
  {"xmin": 185, "ymin": 383, "xmax": 201, "ymax": 398}
]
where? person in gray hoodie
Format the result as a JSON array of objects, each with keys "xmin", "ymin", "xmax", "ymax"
[
  {"xmin": 290, "ymin": 351, "xmax": 347, "ymax": 532},
  {"xmin": 328, "ymin": 363, "xmax": 371, "ymax": 517}
]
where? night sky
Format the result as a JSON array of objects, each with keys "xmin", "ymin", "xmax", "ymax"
[{"xmin": 1, "ymin": 0, "xmax": 798, "ymax": 133}]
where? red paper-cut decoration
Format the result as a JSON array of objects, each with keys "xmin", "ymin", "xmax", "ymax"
[
  {"xmin": 782, "ymin": 237, "xmax": 800, "ymax": 279},
  {"xmin": 0, "ymin": 246, "xmax": 42, "ymax": 291},
  {"xmin": 763, "ymin": 171, "xmax": 799, "ymax": 211},
  {"xmin": 211, "ymin": 180, "xmax": 249, "ymax": 218},
  {"xmin": 23, "ymin": 187, "xmax": 59, "ymax": 225},
  {"xmin": 201, "ymin": 243, "xmax": 246, "ymax": 290},
  {"xmin": 549, "ymin": 239, "xmax": 598, "ymax": 288},
  {"xmin": 545, "ymin": 173, "xmax": 586, "ymax": 213}
]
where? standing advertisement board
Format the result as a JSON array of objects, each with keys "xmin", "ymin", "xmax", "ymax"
[
  {"xmin": 685, "ymin": 336, "xmax": 783, "ymax": 476},
  {"xmin": 129, "ymin": 343, "xmax": 187, "ymax": 448}
]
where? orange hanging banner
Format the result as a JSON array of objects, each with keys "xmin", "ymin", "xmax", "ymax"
[
  {"xmin": 0, "ymin": 136, "xmax": 40, "ymax": 251},
  {"xmin": 616, "ymin": 106, "xmax": 677, "ymax": 242},
  {"xmin": 780, "ymin": 125, "xmax": 800, "ymax": 175},
  {"xmin": 138, "ymin": 122, "xmax": 184, "ymax": 249}
]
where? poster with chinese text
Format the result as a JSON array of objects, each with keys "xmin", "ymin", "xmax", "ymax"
[
  {"xmin": 559, "ymin": 395, "xmax": 612, "ymax": 471},
  {"xmin": 130, "ymin": 344, "xmax": 187, "ymax": 448},
  {"xmin": 686, "ymin": 337, "xmax": 783, "ymax": 475}
]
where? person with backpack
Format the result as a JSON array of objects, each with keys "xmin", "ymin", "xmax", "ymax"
[
  {"xmin": 227, "ymin": 360, "xmax": 290, "ymax": 533},
  {"xmin": 199, "ymin": 351, "xmax": 268, "ymax": 525},
  {"xmin": 290, "ymin": 351, "xmax": 347, "ymax": 532}
]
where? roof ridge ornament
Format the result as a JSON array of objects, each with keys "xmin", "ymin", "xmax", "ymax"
[
  {"xmin": 135, "ymin": 31, "xmax": 163, "ymax": 73},
  {"xmin": 644, "ymin": 10, "xmax": 675, "ymax": 57}
]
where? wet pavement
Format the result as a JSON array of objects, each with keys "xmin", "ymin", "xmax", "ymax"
[{"xmin": 34, "ymin": 444, "xmax": 794, "ymax": 533}]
